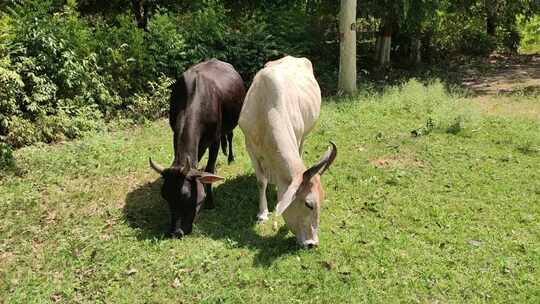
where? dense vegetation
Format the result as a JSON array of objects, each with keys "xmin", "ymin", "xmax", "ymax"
[
  {"xmin": 0, "ymin": 0, "xmax": 539, "ymax": 161},
  {"xmin": 1, "ymin": 81, "xmax": 539, "ymax": 302}
]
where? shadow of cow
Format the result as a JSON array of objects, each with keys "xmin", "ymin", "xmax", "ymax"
[{"xmin": 123, "ymin": 174, "xmax": 300, "ymax": 266}]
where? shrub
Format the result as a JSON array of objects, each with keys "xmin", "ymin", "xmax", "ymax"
[
  {"xmin": 224, "ymin": 13, "xmax": 282, "ymax": 82},
  {"xmin": 127, "ymin": 75, "xmax": 174, "ymax": 123},
  {"xmin": 459, "ymin": 28, "xmax": 496, "ymax": 56},
  {"xmin": 1, "ymin": 1, "xmax": 190, "ymax": 147},
  {"xmin": 375, "ymin": 79, "xmax": 481, "ymax": 133},
  {"xmin": 93, "ymin": 14, "xmax": 147, "ymax": 100},
  {"xmin": 517, "ymin": 14, "xmax": 540, "ymax": 54},
  {"xmin": 0, "ymin": 1, "xmax": 114, "ymax": 147},
  {"xmin": 176, "ymin": 0, "xmax": 231, "ymax": 72},
  {"xmin": 0, "ymin": 141, "xmax": 14, "ymax": 169},
  {"xmin": 146, "ymin": 11, "xmax": 188, "ymax": 77}
]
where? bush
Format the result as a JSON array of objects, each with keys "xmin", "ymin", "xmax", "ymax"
[
  {"xmin": 496, "ymin": 25, "xmax": 521, "ymax": 53},
  {"xmin": 0, "ymin": 2, "xmax": 185, "ymax": 147},
  {"xmin": 93, "ymin": 14, "xmax": 148, "ymax": 100},
  {"xmin": 224, "ymin": 13, "xmax": 282, "ymax": 82},
  {"xmin": 518, "ymin": 14, "xmax": 540, "ymax": 54},
  {"xmin": 375, "ymin": 79, "xmax": 481, "ymax": 133},
  {"xmin": 147, "ymin": 11, "xmax": 188, "ymax": 76},
  {"xmin": 180, "ymin": 1, "xmax": 229, "ymax": 64},
  {"xmin": 0, "ymin": 141, "xmax": 14, "ymax": 169},
  {"xmin": 459, "ymin": 28, "xmax": 496, "ymax": 56},
  {"xmin": 127, "ymin": 75, "xmax": 174, "ymax": 123},
  {"xmin": 0, "ymin": 1, "xmax": 113, "ymax": 147},
  {"xmin": 179, "ymin": 2, "xmax": 312, "ymax": 82}
]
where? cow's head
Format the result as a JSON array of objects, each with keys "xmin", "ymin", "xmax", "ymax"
[
  {"xmin": 275, "ymin": 142, "xmax": 337, "ymax": 248},
  {"xmin": 149, "ymin": 157, "xmax": 223, "ymax": 238}
]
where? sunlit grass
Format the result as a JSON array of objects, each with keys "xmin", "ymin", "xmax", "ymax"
[{"xmin": 1, "ymin": 80, "xmax": 539, "ymax": 303}]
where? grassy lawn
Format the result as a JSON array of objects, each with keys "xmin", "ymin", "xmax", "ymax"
[{"xmin": 1, "ymin": 80, "xmax": 539, "ymax": 303}]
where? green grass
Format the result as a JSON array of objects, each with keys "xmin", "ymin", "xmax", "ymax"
[{"xmin": 1, "ymin": 80, "xmax": 539, "ymax": 303}]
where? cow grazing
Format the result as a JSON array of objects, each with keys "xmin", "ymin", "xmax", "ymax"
[
  {"xmin": 238, "ymin": 56, "xmax": 337, "ymax": 247},
  {"xmin": 149, "ymin": 59, "xmax": 245, "ymax": 238}
]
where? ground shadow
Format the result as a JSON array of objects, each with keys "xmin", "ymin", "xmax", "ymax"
[
  {"xmin": 123, "ymin": 178, "xmax": 170, "ymax": 241},
  {"xmin": 196, "ymin": 174, "xmax": 300, "ymax": 267},
  {"xmin": 367, "ymin": 54, "xmax": 540, "ymax": 98},
  {"xmin": 123, "ymin": 174, "xmax": 300, "ymax": 266}
]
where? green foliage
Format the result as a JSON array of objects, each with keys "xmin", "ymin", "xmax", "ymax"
[
  {"xmin": 0, "ymin": 0, "xmax": 316, "ymax": 148},
  {"xmin": 371, "ymin": 79, "xmax": 481, "ymax": 133},
  {"xmin": 0, "ymin": 141, "xmax": 14, "ymax": 169},
  {"xmin": 180, "ymin": 1, "xmax": 229, "ymax": 63},
  {"xmin": 428, "ymin": 10, "xmax": 497, "ymax": 57},
  {"xmin": 0, "ymin": 1, "xmax": 112, "ymax": 147},
  {"xmin": 518, "ymin": 14, "xmax": 540, "ymax": 54},
  {"xmin": 179, "ymin": 1, "xmax": 310, "ymax": 82},
  {"xmin": 0, "ymin": 1, "xmax": 183, "ymax": 147},
  {"xmin": 147, "ymin": 11, "xmax": 188, "ymax": 75},
  {"xmin": 127, "ymin": 75, "xmax": 175, "ymax": 123},
  {"xmin": 460, "ymin": 27, "xmax": 497, "ymax": 55}
]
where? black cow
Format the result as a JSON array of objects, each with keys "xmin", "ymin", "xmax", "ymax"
[{"xmin": 149, "ymin": 59, "xmax": 245, "ymax": 238}]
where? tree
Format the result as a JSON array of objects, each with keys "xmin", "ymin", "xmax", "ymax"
[
  {"xmin": 338, "ymin": 0, "xmax": 357, "ymax": 95},
  {"xmin": 77, "ymin": 0, "xmax": 192, "ymax": 29}
]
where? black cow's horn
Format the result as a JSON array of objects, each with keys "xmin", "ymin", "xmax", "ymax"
[
  {"xmin": 149, "ymin": 157, "xmax": 165, "ymax": 174},
  {"xmin": 302, "ymin": 141, "xmax": 337, "ymax": 182}
]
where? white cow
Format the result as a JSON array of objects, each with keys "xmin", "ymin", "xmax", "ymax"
[{"xmin": 238, "ymin": 56, "xmax": 337, "ymax": 247}]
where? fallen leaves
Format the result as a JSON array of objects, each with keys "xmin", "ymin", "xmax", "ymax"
[
  {"xmin": 125, "ymin": 268, "xmax": 138, "ymax": 276},
  {"xmin": 468, "ymin": 240, "xmax": 483, "ymax": 247},
  {"xmin": 171, "ymin": 277, "xmax": 181, "ymax": 288}
]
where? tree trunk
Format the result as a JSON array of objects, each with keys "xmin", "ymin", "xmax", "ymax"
[
  {"xmin": 377, "ymin": 21, "xmax": 392, "ymax": 66},
  {"xmin": 486, "ymin": 14, "xmax": 496, "ymax": 37},
  {"xmin": 132, "ymin": 0, "xmax": 148, "ymax": 30},
  {"xmin": 485, "ymin": 0, "xmax": 497, "ymax": 37},
  {"xmin": 338, "ymin": 0, "xmax": 357, "ymax": 95},
  {"xmin": 410, "ymin": 36, "xmax": 422, "ymax": 65}
]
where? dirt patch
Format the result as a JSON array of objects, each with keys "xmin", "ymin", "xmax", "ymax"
[
  {"xmin": 474, "ymin": 95, "xmax": 540, "ymax": 120},
  {"xmin": 370, "ymin": 154, "xmax": 424, "ymax": 169},
  {"xmin": 458, "ymin": 54, "xmax": 540, "ymax": 120},
  {"xmin": 461, "ymin": 54, "xmax": 540, "ymax": 96}
]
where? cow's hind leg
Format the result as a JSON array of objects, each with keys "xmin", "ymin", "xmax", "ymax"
[
  {"xmin": 227, "ymin": 131, "xmax": 234, "ymax": 164},
  {"xmin": 203, "ymin": 141, "xmax": 220, "ymax": 209}
]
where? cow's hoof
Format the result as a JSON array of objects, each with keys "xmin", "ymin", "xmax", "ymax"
[{"xmin": 256, "ymin": 213, "xmax": 269, "ymax": 223}]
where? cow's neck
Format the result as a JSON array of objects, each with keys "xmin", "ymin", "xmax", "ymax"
[
  {"xmin": 273, "ymin": 153, "xmax": 307, "ymax": 192},
  {"xmin": 172, "ymin": 115, "xmax": 201, "ymax": 168}
]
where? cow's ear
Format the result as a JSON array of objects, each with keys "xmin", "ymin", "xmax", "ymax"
[
  {"xmin": 275, "ymin": 180, "xmax": 302, "ymax": 216},
  {"xmin": 302, "ymin": 142, "xmax": 337, "ymax": 182},
  {"xmin": 193, "ymin": 172, "xmax": 225, "ymax": 184}
]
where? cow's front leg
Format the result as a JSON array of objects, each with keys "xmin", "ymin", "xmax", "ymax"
[
  {"xmin": 256, "ymin": 177, "xmax": 269, "ymax": 222},
  {"xmin": 246, "ymin": 143, "xmax": 269, "ymax": 221},
  {"xmin": 253, "ymin": 160, "xmax": 269, "ymax": 221},
  {"xmin": 169, "ymin": 205, "xmax": 184, "ymax": 238},
  {"xmin": 203, "ymin": 142, "xmax": 219, "ymax": 209}
]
